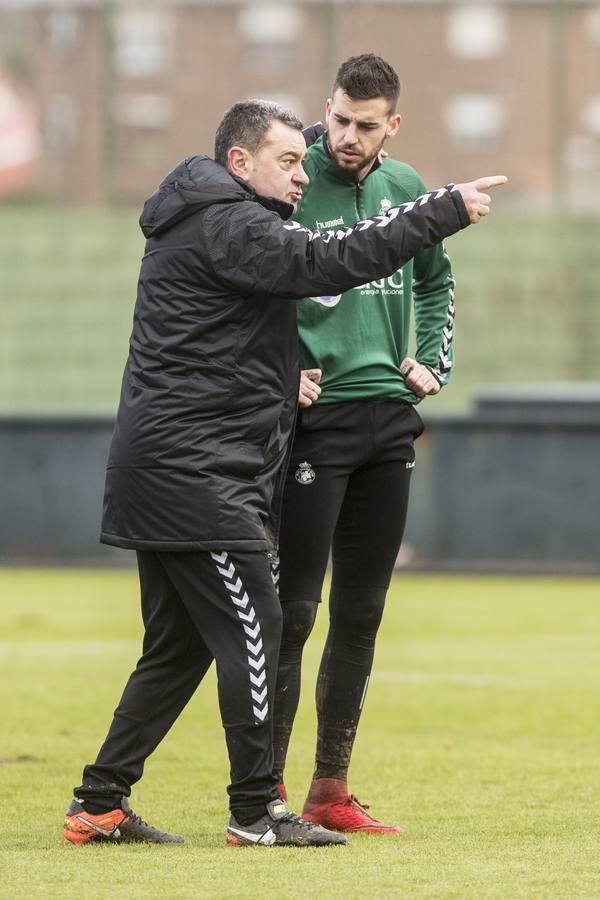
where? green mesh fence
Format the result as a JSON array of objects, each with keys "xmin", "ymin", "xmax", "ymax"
[{"xmin": 1, "ymin": 205, "xmax": 600, "ymax": 414}]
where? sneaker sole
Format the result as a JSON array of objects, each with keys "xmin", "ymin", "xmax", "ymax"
[
  {"xmin": 226, "ymin": 831, "xmax": 347, "ymax": 847},
  {"xmin": 344, "ymin": 825, "xmax": 405, "ymax": 835},
  {"xmin": 302, "ymin": 812, "xmax": 405, "ymax": 835},
  {"xmin": 64, "ymin": 829, "xmax": 96, "ymax": 845},
  {"xmin": 64, "ymin": 825, "xmax": 183, "ymax": 845},
  {"xmin": 227, "ymin": 833, "xmax": 248, "ymax": 847}
]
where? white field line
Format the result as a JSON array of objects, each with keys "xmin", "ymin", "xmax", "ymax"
[
  {"xmin": 0, "ymin": 643, "xmax": 526, "ymax": 687},
  {"xmin": 0, "ymin": 644, "xmax": 591, "ymax": 691},
  {"xmin": 0, "ymin": 640, "xmax": 137, "ymax": 657}
]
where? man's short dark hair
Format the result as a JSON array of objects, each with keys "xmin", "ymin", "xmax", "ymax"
[
  {"xmin": 214, "ymin": 99, "xmax": 303, "ymax": 167},
  {"xmin": 333, "ymin": 54, "xmax": 401, "ymax": 111}
]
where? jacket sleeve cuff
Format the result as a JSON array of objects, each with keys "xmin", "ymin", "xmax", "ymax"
[
  {"xmin": 448, "ymin": 184, "xmax": 471, "ymax": 229},
  {"xmin": 423, "ymin": 364, "xmax": 447, "ymax": 387}
]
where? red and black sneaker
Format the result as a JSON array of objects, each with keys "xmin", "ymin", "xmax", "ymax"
[
  {"xmin": 301, "ymin": 778, "xmax": 405, "ymax": 835},
  {"xmin": 63, "ymin": 798, "xmax": 184, "ymax": 844}
]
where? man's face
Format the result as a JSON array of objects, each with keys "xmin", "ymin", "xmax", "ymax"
[
  {"xmin": 325, "ymin": 89, "xmax": 401, "ymax": 181},
  {"xmin": 234, "ymin": 119, "xmax": 309, "ymax": 210}
]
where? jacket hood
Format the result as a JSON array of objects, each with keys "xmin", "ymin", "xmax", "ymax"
[
  {"xmin": 139, "ymin": 155, "xmax": 251, "ymax": 238},
  {"xmin": 139, "ymin": 155, "xmax": 295, "ymax": 238}
]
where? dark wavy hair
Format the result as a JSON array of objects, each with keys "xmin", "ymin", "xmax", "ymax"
[
  {"xmin": 214, "ymin": 99, "xmax": 303, "ymax": 167},
  {"xmin": 333, "ymin": 54, "xmax": 401, "ymax": 111}
]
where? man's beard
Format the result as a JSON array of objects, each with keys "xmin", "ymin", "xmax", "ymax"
[{"xmin": 329, "ymin": 139, "xmax": 385, "ymax": 177}]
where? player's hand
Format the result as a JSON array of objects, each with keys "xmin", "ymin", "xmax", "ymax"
[
  {"xmin": 399, "ymin": 357, "xmax": 441, "ymax": 397},
  {"xmin": 298, "ymin": 368, "xmax": 322, "ymax": 407},
  {"xmin": 454, "ymin": 175, "xmax": 508, "ymax": 223}
]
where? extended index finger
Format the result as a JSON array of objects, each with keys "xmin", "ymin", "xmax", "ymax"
[{"xmin": 474, "ymin": 175, "xmax": 508, "ymax": 191}]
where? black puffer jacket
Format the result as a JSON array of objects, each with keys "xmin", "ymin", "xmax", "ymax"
[{"xmin": 100, "ymin": 155, "xmax": 469, "ymax": 552}]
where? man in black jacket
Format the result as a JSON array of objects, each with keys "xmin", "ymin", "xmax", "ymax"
[{"xmin": 63, "ymin": 99, "xmax": 505, "ymax": 848}]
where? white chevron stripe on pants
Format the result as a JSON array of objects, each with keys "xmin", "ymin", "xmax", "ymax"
[{"xmin": 211, "ymin": 551, "xmax": 270, "ymax": 723}]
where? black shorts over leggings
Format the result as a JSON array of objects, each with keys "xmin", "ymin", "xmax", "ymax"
[{"xmin": 278, "ymin": 398, "xmax": 424, "ymax": 605}]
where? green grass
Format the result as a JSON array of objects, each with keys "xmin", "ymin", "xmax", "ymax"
[
  {"xmin": 1, "ymin": 569, "xmax": 599, "ymax": 898},
  {"xmin": 1, "ymin": 205, "xmax": 600, "ymax": 413}
]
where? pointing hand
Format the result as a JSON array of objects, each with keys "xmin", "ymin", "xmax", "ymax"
[{"xmin": 454, "ymin": 175, "xmax": 508, "ymax": 223}]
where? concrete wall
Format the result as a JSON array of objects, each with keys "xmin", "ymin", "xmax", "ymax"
[
  {"xmin": 1, "ymin": 392, "xmax": 599, "ymax": 571},
  {"xmin": 0, "ymin": 416, "xmax": 130, "ymax": 565},
  {"xmin": 407, "ymin": 391, "xmax": 600, "ymax": 572}
]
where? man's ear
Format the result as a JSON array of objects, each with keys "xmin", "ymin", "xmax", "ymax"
[
  {"xmin": 324, "ymin": 98, "xmax": 333, "ymax": 123},
  {"xmin": 386, "ymin": 113, "xmax": 402, "ymax": 139},
  {"xmin": 227, "ymin": 146, "xmax": 253, "ymax": 181}
]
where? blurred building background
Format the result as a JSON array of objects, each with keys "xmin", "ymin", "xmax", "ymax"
[
  {"xmin": 1, "ymin": 0, "xmax": 600, "ymax": 206},
  {"xmin": 0, "ymin": 0, "xmax": 599, "ymax": 569}
]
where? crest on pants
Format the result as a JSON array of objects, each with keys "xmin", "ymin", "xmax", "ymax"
[{"xmin": 295, "ymin": 461, "xmax": 316, "ymax": 485}]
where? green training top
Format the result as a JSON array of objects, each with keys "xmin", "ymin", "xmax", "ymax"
[{"xmin": 295, "ymin": 135, "xmax": 456, "ymax": 405}]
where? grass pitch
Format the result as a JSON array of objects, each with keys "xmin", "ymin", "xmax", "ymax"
[{"xmin": 1, "ymin": 569, "xmax": 599, "ymax": 899}]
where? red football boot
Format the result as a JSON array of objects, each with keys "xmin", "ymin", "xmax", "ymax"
[{"xmin": 301, "ymin": 778, "xmax": 405, "ymax": 835}]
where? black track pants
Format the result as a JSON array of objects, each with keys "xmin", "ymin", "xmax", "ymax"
[
  {"xmin": 274, "ymin": 399, "xmax": 423, "ymax": 781},
  {"xmin": 75, "ymin": 549, "xmax": 282, "ymax": 820}
]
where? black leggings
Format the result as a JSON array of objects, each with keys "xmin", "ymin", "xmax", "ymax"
[{"xmin": 273, "ymin": 399, "xmax": 422, "ymax": 782}]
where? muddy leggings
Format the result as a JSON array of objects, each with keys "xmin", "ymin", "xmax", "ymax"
[{"xmin": 272, "ymin": 399, "xmax": 422, "ymax": 783}]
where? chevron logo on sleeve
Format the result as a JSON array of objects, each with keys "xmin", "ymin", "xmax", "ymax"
[
  {"xmin": 211, "ymin": 551, "xmax": 269, "ymax": 723},
  {"xmin": 269, "ymin": 557, "xmax": 280, "ymax": 593}
]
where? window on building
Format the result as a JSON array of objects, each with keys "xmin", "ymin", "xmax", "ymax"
[
  {"xmin": 238, "ymin": 3, "xmax": 303, "ymax": 70},
  {"xmin": 263, "ymin": 93, "xmax": 304, "ymax": 123},
  {"xmin": 112, "ymin": 9, "xmax": 174, "ymax": 78},
  {"xmin": 564, "ymin": 135, "xmax": 599, "ymax": 171},
  {"xmin": 447, "ymin": 5, "xmax": 507, "ymax": 60},
  {"xmin": 444, "ymin": 94, "xmax": 506, "ymax": 149},
  {"xmin": 46, "ymin": 11, "xmax": 80, "ymax": 51},
  {"xmin": 114, "ymin": 93, "xmax": 173, "ymax": 129},
  {"xmin": 582, "ymin": 96, "xmax": 600, "ymax": 138},
  {"xmin": 45, "ymin": 93, "xmax": 78, "ymax": 153},
  {"xmin": 585, "ymin": 8, "xmax": 600, "ymax": 48},
  {"xmin": 238, "ymin": 3, "xmax": 302, "ymax": 44}
]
